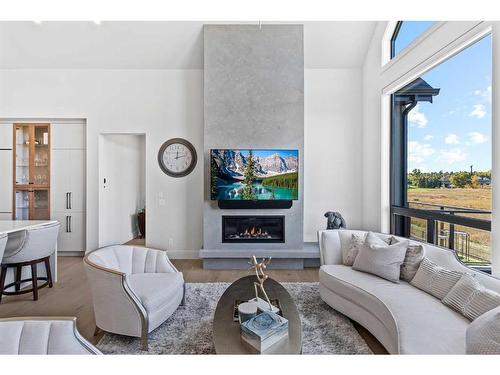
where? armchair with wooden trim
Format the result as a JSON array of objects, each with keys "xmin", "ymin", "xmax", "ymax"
[{"xmin": 84, "ymin": 245, "xmax": 185, "ymax": 351}]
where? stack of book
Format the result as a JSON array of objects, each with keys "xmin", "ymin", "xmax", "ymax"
[{"xmin": 240, "ymin": 310, "xmax": 289, "ymax": 353}]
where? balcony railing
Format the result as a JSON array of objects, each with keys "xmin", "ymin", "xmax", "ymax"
[{"xmin": 391, "ymin": 203, "xmax": 491, "ymax": 272}]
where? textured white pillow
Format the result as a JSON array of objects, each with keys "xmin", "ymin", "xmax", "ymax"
[
  {"xmin": 400, "ymin": 245, "xmax": 425, "ymax": 282},
  {"xmin": 442, "ymin": 274, "xmax": 500, "ymax": 321},
  {"xmin": 352, "ymin": 239, "xmax": 409, "ymax": 283},
  {"xmin": 383, "ymin": 237, "xmax": 425, "ymax": 282},
  {"xmin": 466, "ymin": 305, "xmax": 500, "ymax": 354},
  {"xmin": 344, "ymin": 234, "xmax": 365, "ymax": 266},
  {"xmin": 410, "ymin": 257, "xmax": 462, "ymax": 299}
]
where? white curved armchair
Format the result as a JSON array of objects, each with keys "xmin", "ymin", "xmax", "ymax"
[
  {"xmin": 0, "ymin": 317, "xmax": 101, "ymax": 354},
  {"xmin": 0, "ymin": 234, "xmax": 7, "ymax": 265},
  {"xmin": 84, "ymin": 245, "xmax": 185, "ymax": 351}
]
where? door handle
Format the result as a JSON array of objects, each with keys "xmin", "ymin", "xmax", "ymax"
[
  {"xmin": 69, "ymin": 192, "xmax": 72, "ymax": 210},
  {"xmin": 69, "ymin": 216, "xmax": 72, "ymax": 233},
  {"xmin": 66, "ymin": 216, "xmax": 70, "ymax": 232},
  {"xmin": 66, "ymin": 193, "xmax": 70, "ymax": 209}
]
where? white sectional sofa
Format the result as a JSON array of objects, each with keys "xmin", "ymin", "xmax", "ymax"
[{"xmin": 318, "ymin": 229, "xmax": 500, "ymax": 354}]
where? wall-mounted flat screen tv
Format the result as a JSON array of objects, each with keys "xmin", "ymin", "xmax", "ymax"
[{"xmin": 210, "ymin": 149, "xmax": 299, "ymax": 201}]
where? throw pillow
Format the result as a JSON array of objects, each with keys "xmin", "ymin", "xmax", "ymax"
[
  {"xmin": 410, "ymin": 257, "xmax": 462, "ymax": 299},
  {"xmin": 344, "ymin": 234, "xmax": 365, "ymax": 266},
  {"xmin": 383, "ymin": 237, "xmax": 425, "ymax": 282},
  {"xmin": 442, "ymin": 274, "xmax": 500, "ymax": 321},
  {"xmin": 400, "ymin": 244, "xmax": 425, "ymax": 282},
  {"xmin": 466, "ymin": 306, "xmax": 500, "ymax": 354},
  {"xmin": 339, "ymin": 231, "xmax": 386, "ymax": 265},
  {"xmin": 352, "ymin": 240, "xmax": 409, "ymax": 283}
]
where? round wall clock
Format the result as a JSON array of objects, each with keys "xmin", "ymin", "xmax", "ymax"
[{"xmin": 158, "ymin": 138, "xmax": 197, "ymax": 177}]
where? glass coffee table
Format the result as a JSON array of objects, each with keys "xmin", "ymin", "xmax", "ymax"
[{"xmin": 213, "ymin": 275, "xmax": 302, "ymax": 354}]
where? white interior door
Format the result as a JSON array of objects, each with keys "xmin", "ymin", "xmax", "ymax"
[{"xmin": 99, "ymin": 134, "xmax": 145, "ymax": 247}]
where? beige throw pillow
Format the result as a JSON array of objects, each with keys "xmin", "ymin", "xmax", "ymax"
[
  {"xmin": 344, "ymin": 234, "xmax": 365, "ymax": 266},
  {"xmin": 442, "ymin": 274, "xmax": 500, "ymax": 321},
  {"xmin": 384, "ymin": 237, "xmax": 425, "ymax": 282},
  {"xmin": 410, "ymin": 257, "xmax": 462, "ymax": 299},
  {"xmin": 400, "ymin": 244, "xmax": 425, "ymax": 282},
  {"xmin": 352, "ymin": 239, "xmax": 409, "ymax": 283}
]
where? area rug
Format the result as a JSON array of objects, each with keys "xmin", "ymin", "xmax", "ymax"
[{"xmin": 96, "ymin": 282, "xmax": 372, "ymax": 354}]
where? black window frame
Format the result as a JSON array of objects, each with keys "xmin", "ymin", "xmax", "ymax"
[
  {"xmin": 390, "ymin": 77, "xmax": 491, "ymax": 270},
  {"xmin": 390, "ymin": 21, "xmax": 403, "ymax": 59}
]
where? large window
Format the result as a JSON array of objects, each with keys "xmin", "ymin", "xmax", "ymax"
[
  {"xmin": 391, "ymin": 21, "xmax": 435, "ymax": 58},
  {"xmin": 391, "ymin": 35, "xmax": 492, "ymax": 270}
]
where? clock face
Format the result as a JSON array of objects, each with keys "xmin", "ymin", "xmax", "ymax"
[{"xmin": 158, "ymin": 138, "xmax": 197, "ymax": 177}]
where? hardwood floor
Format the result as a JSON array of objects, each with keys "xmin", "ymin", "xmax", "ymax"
[{"xmin": 0, "ymin": 256, "xmax": 387, "ymax": 354}]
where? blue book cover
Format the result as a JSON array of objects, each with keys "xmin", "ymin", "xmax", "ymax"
[{"xmin": 240, "ymin": 311, "xmax": 288, "ymax": 342}]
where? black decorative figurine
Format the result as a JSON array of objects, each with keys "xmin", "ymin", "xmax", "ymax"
[{"xmin": 324, "ymin": 211, "xmax": 346, "ymax": 230}]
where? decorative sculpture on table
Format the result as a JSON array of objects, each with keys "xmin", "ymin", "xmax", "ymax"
[
  {"xmin": 324, "ymin": 211, "xmax": 347, "ymax": 230},
  {"xmin": 249, "ymin": 255, "xmax": 274, "ymax": 311}
]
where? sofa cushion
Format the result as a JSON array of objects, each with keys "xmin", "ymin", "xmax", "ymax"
[
  {"xmin": 442, "ymin": 274, "xmax": 500, "ymax": 321},
  {"xmin": 352, "ymin": 239, "xmax": 408, "ymax": 283},
  {"xmin": 127, "ymin": 272, "xmax": 184, "ymax": 312},
  {"xmin": 410, "ymin": 257, "xmax": 463, "ymax": 300},
  {"xmin": 319, "ymin": 264, "xmax": 470, "ymax": 354},
  {"xmin": 466, "ymin": 306, "xmax": 500, "ymax": 354}
]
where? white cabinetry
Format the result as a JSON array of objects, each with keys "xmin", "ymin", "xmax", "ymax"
[
  {"xmin": 50, "ymin": 121, "xmax": 86, "ymax": 254},
  {"xmin": 0, "ymin": 124, "xmax": 13, "ymax": 218},
  {"xmin": 51, "ymin": 150, "xmax": 85, "ymax": 212}
]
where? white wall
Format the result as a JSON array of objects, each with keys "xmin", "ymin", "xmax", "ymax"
[
  {"xmin": 362, "ymin": 23, "xmax": 386, "ymax": 231},
  {"xmin": 0, "ymin": 69, "xmax": 204, "ymax": 258},
  {"xmin": 99, "ymin": 134, "xmax": 145, "ymax": 246},
  {"xmin": 0, "ymin": 68, "xmax": 364, "ymax": 256},
  {"xmin": 304, "ymin": 69, "xmax": 363, "ymax": 240}
]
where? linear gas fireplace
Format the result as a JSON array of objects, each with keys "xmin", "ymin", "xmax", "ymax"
[{"xmin": 222, "ymin": 215, "xmax": 285, "ymax": 243}]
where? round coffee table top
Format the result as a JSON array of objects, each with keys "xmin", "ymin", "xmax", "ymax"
[{"xmin": 213, "ymin": 275, "xmax": 302, "ymax": 354}]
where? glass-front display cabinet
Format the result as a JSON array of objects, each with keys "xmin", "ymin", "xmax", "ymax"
[{"xmin": 13, "ymin": 124, "xmax": 50, "ymax": 220}]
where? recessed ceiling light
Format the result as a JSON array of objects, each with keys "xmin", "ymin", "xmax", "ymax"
[
  {"xmin": 93, "ymin": 20, "xmax": 102, "ymax": 25},
  {"xmin": 33, "ymin": 20, "xmax": 42, "ymax": 24}
]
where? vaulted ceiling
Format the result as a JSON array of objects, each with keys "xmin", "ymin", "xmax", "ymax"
[{"xmin": 0, "ymin": 21, "xmax": 376, "ymax": 69}]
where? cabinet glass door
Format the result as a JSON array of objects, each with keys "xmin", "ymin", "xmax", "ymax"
[
  {"xmin": 33, "ymin": 125, "xmax": 50, "ymax": 187},
  {"xmin": 15, "ymin": 190, "xmax": 30, "ymax": 220},
  {"xmin": 15, "ymin": 125, "xmax": 30, "ymax": 186},
  {"xmin": 32, "ymin": 189, "xmax": 49, "ymax": 220},
  {"xmin": 14, "ymin": 189, "xmax": 50, "ymax": 220}
]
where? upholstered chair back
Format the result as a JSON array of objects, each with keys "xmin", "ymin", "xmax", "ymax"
[
  {"xmin": 0, "ymin": 318, "xmax": 100, "ymax": 354},
  {"xmin": 2, "ymin": 223, "xmax": 60, "ymax": 264},
  {"xmin": 86, "ymin": 245, "xmax": 174, "ymax": 275},
  {"xmin": 0, "ymin": 233, "xmax": 7, "ymax": 262}
]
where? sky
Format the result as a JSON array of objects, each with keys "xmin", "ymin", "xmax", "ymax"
[{"xmin": 398, "ymin": 23, "xmax": 492, "ymax": 173}]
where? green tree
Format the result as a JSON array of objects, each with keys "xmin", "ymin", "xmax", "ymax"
[
  {"xmin": 470, "ymin": 174, "xmax": 480, "ymax": 189},
  {"xmin": 242, "ymin": 150, "xmax": 257, "ymax": 200},
  {"xmin": 450, "ymin": 171, "xmax": 472, "ymax": 188}
]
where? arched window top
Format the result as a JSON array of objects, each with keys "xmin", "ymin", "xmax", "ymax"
[{"xmin": 391, "ymin": 21, "xmax": 435, "ymax": 58}]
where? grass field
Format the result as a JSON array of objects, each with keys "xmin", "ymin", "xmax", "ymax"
[{"xmin": 407, "ymin": 187, "xmax": 491, "ymax": 264}]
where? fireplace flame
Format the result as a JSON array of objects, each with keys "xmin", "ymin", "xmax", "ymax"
[{"xmin": 242, "ymin": 226, "xmax": 268, "ymax": 237}]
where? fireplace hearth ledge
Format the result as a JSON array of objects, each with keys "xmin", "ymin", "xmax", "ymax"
[{"xmin": 198, "ymin": 243, "xmax": 319, "ymax": 270}]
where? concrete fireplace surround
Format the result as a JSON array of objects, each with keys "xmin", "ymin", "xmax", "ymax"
[{"xmin": 200, "ymin": 24, "xmax": 318, "ymax": 269}]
